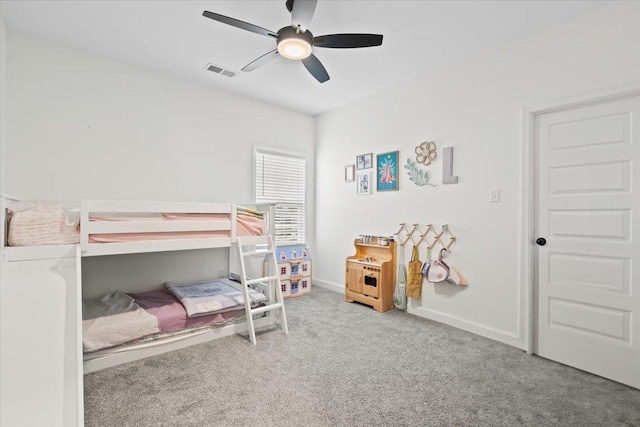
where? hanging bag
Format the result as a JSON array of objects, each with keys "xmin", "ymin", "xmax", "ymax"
[
  {"xmin": 394, "ymin": 244, "xmax": 407, "ymax": 310},
  {"xmin": 422, "ymin": 248, "xmax": 450, "ymax": 283},
  {"xmin": 406, "ymin": 245, "xmax": 423, "ymax": 299},
  {"xmin": 446, "ymin": 266, "xmax": 469, "ymax": 286}
]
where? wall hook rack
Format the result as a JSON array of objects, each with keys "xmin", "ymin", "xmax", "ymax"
[
  {"xmin": 394, "ymin": 222, "xmax": 456, "ymax": 254},
  {"xmin": 393, "ymin": 223, "xmax": 413, "ymax": 247}
]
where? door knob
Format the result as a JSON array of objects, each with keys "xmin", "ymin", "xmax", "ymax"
[{"xmin": 536, "ymin": 237, "xmax": 547, "ymax": 246}]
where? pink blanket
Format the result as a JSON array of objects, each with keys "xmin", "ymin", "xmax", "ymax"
[
  {"xmin": 236, "ymin": 213, "xmax": 266, "ymax": 236},
  {"xmin": 161, "ymin": 213, "xmax": 229, "ymax": 221},
  {"xmin": 162, "ymin": 212, "xmax": 264, "ymax": 235},
  {"xmin": 89, "ymin": 231, "xmax": 228, "ymax": 243},
  {"xmin": 87, "ymin": 212, "xmax": 264, "ymax": 243}
]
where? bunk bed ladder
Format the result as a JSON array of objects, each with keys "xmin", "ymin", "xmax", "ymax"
[{"xmin": 236, "ymin": 235, "xmax": 288, "ymax": 345}]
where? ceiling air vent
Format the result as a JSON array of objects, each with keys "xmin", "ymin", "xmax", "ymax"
[{"xmin": 205, "ymin": 63, "xmax": 237, "ymax": 78}]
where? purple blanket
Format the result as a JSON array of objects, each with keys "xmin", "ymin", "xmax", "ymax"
[{"xmin": 129, "ymin": 290, "xmax": 247, "ymax": 333}]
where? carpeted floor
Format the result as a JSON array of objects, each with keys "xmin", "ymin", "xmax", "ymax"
[{"xmin": 85, "ymin": 287, "xmax": 640, "ymax": 426}]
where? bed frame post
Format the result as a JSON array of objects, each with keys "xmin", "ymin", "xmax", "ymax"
[
  {"xmin": 0, "ymin": 194, "xmax": 20, "ymax": 261},
  {"xmin": 74, "ymin": 244, "xmax": 84, "ymax": 426},
  {"xmin": 1, "ymin": 195, "xmax": 7, "ymax": 262},
  {"xmin": 79, "ymin": 200, "xmax": 89, "ymax": 252}
]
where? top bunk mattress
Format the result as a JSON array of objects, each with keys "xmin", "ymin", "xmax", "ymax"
[{"xmin": 5, "ymin": 200, "xmax": 265, "ymax": 247}]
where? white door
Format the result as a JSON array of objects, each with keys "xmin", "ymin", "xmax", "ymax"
[{"xmin": 535, "ymin": 94, "xmax": 640, "ymax": 389}]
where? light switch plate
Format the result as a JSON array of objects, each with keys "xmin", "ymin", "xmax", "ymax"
[{"xmin": 490, "ymin": 188, "xmax": 500, "ymax": 203}]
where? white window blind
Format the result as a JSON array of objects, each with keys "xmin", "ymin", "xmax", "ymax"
[{"xmin": 255, "ymin": 147, "xmax": 306, "ymax": 245}]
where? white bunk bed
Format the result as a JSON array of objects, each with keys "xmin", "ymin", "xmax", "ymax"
[{"xmin": 0, "ymin": 195, "xmax": 282, "ymax": 427}]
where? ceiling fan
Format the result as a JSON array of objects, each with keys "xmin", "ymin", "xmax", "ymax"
[{"xmin": 202, "ymin": 0, "xmax": 383, "ymax": 83}]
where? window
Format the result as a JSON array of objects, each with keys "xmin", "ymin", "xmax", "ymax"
[{"xmin": 254, "ymin": 146, "xmax": 306, "ymax": 245}]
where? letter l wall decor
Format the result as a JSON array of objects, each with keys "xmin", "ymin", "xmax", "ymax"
[{"xmin": 442, "ymin": 146, "xmax": 459, "ymax": 185}]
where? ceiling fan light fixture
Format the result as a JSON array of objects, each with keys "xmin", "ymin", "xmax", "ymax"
[
  {"xmin": 276, "ymin": 26, "xmax": 314, "ymax": 60},
  {"xmin": 278, "ymin": 37, "xmax": 312, "ymax": 59}
]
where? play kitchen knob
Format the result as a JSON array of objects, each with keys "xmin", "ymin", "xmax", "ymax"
[{"xmin": 536, "ymin": 237, "xmax": 547, "ymax": 246}]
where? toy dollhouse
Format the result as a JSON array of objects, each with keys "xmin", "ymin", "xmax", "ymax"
[{"xmin": 276, "ymin": 244, "xmax": 312, "ymax": 297}]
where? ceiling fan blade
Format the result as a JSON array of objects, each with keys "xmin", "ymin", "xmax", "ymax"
[
  {"xmin": 290, "ymin": 0, "xmax": 317, "ymax": 32},
  {"xmin": 202, "ymin": 11, "xmax": 278, "ymax": 38},
  {"xmin": 242, "ymin": 49, "xmax": 279, "ymax": 72},
  {"xmin": 301, "ymin": 53, "xmax": 330, "ymax": 83},
  {"xmin": 285, "ymin": 0, "xmax": 294, "ymax": 13},
  {"xmin": 314, "ymin": 34, "xmax": 383, "ymax": 48}
]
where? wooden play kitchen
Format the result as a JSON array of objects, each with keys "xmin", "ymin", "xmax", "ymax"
[{"xmin": 345, "ymin": 236, "xmax": 396, "ymax": 313}]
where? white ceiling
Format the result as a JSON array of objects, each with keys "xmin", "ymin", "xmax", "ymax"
[{"xmin": 0, "ymin": 0, "xmax": 608, "ymax": 116}]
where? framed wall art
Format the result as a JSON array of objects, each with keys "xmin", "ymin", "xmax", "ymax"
[
  {"xmin": 376, "ymin": 151, "xmax": 399, "ymax": 191},
  {"xmin": 345, "ymin": 165, "xmax": 355, "ymax": 182},
  {"xmin": 356, "ymin": 153, "xmax": 373, "ymax": 170},
  {"xmin": 356, "ymin": 171, "xmax": 371, "ymax": 195}
]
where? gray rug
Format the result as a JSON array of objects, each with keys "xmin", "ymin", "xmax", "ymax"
[{"xmin": 85, "ymin": 287, "xmax": 640, "ymax": 426}]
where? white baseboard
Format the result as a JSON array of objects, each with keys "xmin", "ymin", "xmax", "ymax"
[
  {"xmin": 409, "ymin": 305, "xmax": 525, "ymax": 349},
  {"xmin": 313, "ymin": 279, "xmax": 344, "ymax": 294},
  {"xmin": 313, "ymin": 279, "xmax": 525, "ymax": 349}
]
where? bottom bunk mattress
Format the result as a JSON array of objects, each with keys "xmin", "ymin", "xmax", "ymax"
[{"xmin": 82, "ymin": 278, "xmax": 268, "ymax": 353}]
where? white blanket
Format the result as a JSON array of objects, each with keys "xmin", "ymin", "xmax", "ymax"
[
  {"xmin": 83, "ymin": 291, "xmax": 159, "ymax": 353},
  {"xmin": 7, "ymin": 200, "xmax": 80, "ymax": 246},
  {"xmin": 165, "ymin": 278, "xmax": 268, "ymax": 318}
]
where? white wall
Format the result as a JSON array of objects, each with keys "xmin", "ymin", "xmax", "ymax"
[
  {"xmin": 4, "ymin": 32, "xmax": 315, "ymax": 294},
  {"xmin": 315, "ymin": 2, "xmax": 640, "ymax": 348},
  {"xmin": 0, "ymin": 14, "xmax": 7, "ymax": 327},
  {"xmin": 5, "ymin": 33, "xmax": 314, "ymax": 204},
  {"xmin": 0, "ymin": 13, "xmax": 6, "ymax": 194}
]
